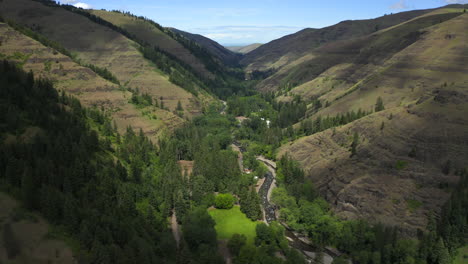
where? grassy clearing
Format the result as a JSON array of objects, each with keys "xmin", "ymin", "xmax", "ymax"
[
  {"xmin": 208, "ymin": 206, "xmax": 259, "ymax": 244},
  {"xmin": 454, "ymin": 246, "xmax": 468, "ymax": 264}
]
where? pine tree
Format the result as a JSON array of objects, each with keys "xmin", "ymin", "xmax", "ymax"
[
  {"xmin": 176, "ymin": 100, "xmax": 184, "ymax": 111},
  {"xmin": 375, "ymin": 97, "xmax": 385, "ymax": 112},
  {"xmin": 247, "ymin": 188, "xmax": 262, "ymax": 221},
  {"xmin": 435, "ymin": 238, "xmax": 451, "ymax": 264}
]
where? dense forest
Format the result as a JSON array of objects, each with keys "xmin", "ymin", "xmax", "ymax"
[
  {"xmin": 226, "ymin": 94, "xmax": 374, "ymax": 159},
  {"xmin": 1, "ymin": 2, "xmax": 466, "ymax": 263},
  {"xmin": 0, "ymin": 60, "xmax": 308, "ymax": 263}
]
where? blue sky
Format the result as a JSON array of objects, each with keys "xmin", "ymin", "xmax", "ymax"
[{"xmin": 60, "ymin": 0, "xmax": 467, "ymax": 45}]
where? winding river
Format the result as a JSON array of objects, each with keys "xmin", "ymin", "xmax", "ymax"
[{"xmin": 232, "ymin": 142, "xmax": 327, "ymax": 262}]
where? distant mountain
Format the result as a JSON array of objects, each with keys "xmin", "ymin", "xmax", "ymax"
[
  {"xmin": 241, "ymin": 8, "xmax": 446, "ymax": 72},
  {"xmin": 170, "ymin": 28, "xmax": 241, "ymax": 66},
  {"xmin": 227, "ymin": 43, "xmax": 263, "ymax": 54}
]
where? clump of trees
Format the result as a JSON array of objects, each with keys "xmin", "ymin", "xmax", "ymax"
[
  {"xmin": 227, "ymin": 234, "xmax": 247, "ymax": 256},
  {"xmin": 129, "ymin": 88, "xmax": 154, "ymax": 107},
  {"xmin": 81, "ymin": 63, "xmax": 120, "ymax": 84},
  {"xmin": 298, "ymin": 108, "xmax": 372, "ymax": 137},
  {"xmin": 181, "ymin": 207, "xmax": 223, "ymax": 263},
  {"xmin": 239, "ymin": 188, "xmax": 263, "ymax": 221},
  {"xmin": 375, "ymin": 96, "xmax": 385, "ymax": 112},
  {"xmin": 230, "ymin": 222, "xmax": 306, "ymax": 264}
]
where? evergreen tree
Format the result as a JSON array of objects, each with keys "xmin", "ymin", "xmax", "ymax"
[
  {"xmin": 435, "ymin": 238, "xmax": 451, "ymax": 264},
  {"xmin": 228, "ymin": 234, "xmax": 247, "ymax": 256},
  {"xmin": 375, "ymin": 97, "xmax": 385, "ymax": 112},
  {"xmin": 249, "ymin": 188, "xmax": 263, "ymax": 221},
  {"xmin": 176, "ymin": 100, "xmax": 184, "ymax": 111}
]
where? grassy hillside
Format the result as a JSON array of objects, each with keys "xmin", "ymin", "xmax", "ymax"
[
  {"xmin": 0, "ymin": 0, "xmax": 216, "ymax": 120},
  {"xmin": 282, "ymin": 10, "xmax": 467, "ymax": 116},
  {"xmin": 257, "ymin": 9, "xmax": 464, "ymax": 92},
  {"xmin": 89, "ymin": 10, "xmax": 216, "ymax": 79},
  {"xmin": 227, "ymin": 44, "xmax": 263, "ymax": 55},
  {"xmin": 277, "ymin": 12, "xmax": 468, "ymax": 230},
  {"xmin": 241, "ymin": 8, "xmax": 440, "ymax": 72},
  {"xmin": 0, "ymin": 21, "xmax": 182, "ymax": 141},
  {"xmin": 170, "ymin": 28, "xmax": 241, "ymax": 66}
]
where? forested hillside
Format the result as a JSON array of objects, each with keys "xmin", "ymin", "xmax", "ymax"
[
  {"xmin": 0, "ymin": 0, "xmax": 218, "ymax": 124},
  {"xmin": 0, "ymin": 1, "xmax": 466, "ymax": 264}
]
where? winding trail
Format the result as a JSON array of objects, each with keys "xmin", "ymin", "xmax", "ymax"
[{"xmin": 171, "ymin": 210, "xmax": 181, "ymax": 248}]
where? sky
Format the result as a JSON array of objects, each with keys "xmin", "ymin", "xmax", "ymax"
[{"xmin": 59, "ymin": 0, "xmax": 467, "ymax": 46}]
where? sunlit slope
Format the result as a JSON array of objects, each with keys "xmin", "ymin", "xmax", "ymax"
[
  {"xmin": 293, "ymin": 11, "xmax": 467, "ymax": 118},
  {"xmin": 241, "ymin": 8, "xmax": 436, "ymax": 72},
  {"xmin": 278, "ymin": 13, "xmax": 468, "ymax": 231},
  {"xmin": 0, "ymin": 22, "xmax": 183, "ymax": 140},
  {"xmin": 0, "ymin": 0, "xmax": 214, "ymax": 117},
  {"xmin": 227, "ymin": 44, "xmax": 263, "ymax": 54},
  {"xmin": 89, "ymin": 10, "xmax": 215, "ymax": 79},
  {"xmin": 259, "ymin": 9, "xmax": 464, "ymax": 92}
]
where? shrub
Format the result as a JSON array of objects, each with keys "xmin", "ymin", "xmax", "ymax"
[{"xmin": 215, "ymin": 193, "xmax": 236, "ymax": 209}]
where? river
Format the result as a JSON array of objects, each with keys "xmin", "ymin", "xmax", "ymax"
[{"xmin": 231, "ymin": 142, "xmax": 330, "ymax": 263}]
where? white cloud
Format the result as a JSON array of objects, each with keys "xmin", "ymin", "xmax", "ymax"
[
  {"xmin": 74, "ymin": 2, "xmax": 92, "ymax": 9},
  {"xmin": 56, "ymin": 1, "xmax": 92, "ymax": 9},
  {"xmin": 443, "ymin": 0, "xmax": 468, "ymax": 3},
  {"xmin": 390, "ymin": 0, "xmax": 409, "ymax": 10}
]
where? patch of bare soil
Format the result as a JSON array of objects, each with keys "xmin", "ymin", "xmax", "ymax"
[{"xmin": 178, "ymin": 160, "xmax": 194, "ymax": 177}]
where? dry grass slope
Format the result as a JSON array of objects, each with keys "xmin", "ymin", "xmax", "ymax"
[
  {"xmin": 278, "ymin": 13, "xmax": 468, "ymax": 231},
  {"xmin": 0, "ymin": 0, "xmax": 215, "ymax": 120},
  {"xmin": 0, "ymin": 22, "xmax": 183, "ymax": 140},
  {"xmin": 241, "ymin": 8, "xmax": 441, "ymax": 72},
  {"xmin": 89, "ymin": 10, "xmax": 215, "ymax": 79}
]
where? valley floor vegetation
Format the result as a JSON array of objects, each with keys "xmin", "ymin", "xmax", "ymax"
[
  {"xmin": 1, "ymin": 59, "xmax": 467, "ymax": 264},
  {"xmin": 0, "ymin": 60, "xmax": 304, "ymax": 263},
  {"xmin": 1, "ymin": 1, "xmax": 466, "ymax": 264},
  {"xmin": 2, "ymin": 10, "xmax": 468, "ymax": 261}
]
